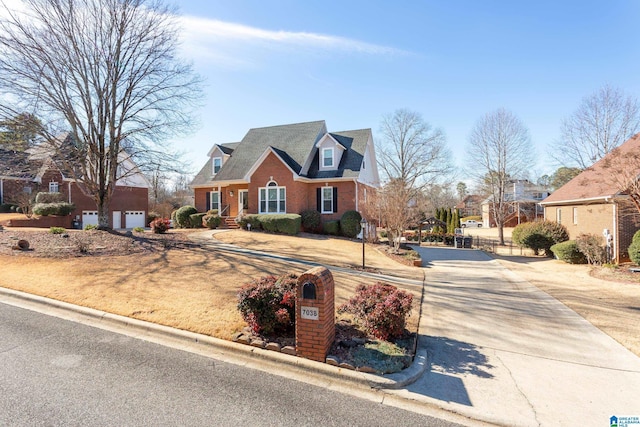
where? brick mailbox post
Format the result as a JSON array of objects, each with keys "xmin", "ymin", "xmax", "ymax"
[{"xmin": 295, "ymin": 266, "xmax": 335, "ymax": 362}]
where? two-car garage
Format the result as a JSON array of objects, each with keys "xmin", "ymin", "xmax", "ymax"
[{"xmin": 81, "ymin": 210, "xmax": 146, "ymax": 229}]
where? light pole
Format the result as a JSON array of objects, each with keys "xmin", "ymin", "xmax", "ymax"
[{"xmin": 360, "ymin": 218, "xmax": 367, "ymax": 270}]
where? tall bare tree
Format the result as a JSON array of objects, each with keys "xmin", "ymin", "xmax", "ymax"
[
  {"xmin": 0, "ymin": 0, "xmax": 201, "ymax": 228},
  {"xmin": 467, "ymin": 108, "xmax": 533, "ymax": 245},
  {"xmin": 378, "ymin": 109, "xmax": 451, "ymax": 189},
  {"xmin": 554, "ymin": 85, "xmax": 640, "ymax": 169},
  {"xmin": 375, "ymin": 109, "xmax": 451, "ymax": 248}
]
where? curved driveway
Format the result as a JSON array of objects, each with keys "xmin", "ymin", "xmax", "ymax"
[{"xmin": 401, "ymin": 246, "xmax": 640, "ymax": 427}]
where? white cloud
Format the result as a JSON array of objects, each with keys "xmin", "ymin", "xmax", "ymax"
[{"xmin": 179, "ymin": 15, "xmax": 408, "ymax": 66}]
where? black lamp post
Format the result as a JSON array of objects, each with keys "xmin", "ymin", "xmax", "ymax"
[{"xmin": 360, "ymin": 218, "xmax": 367, "ymax": 270}]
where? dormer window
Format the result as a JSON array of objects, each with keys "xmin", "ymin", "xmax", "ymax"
[
  {"xmin": 322, "ymin": 148, "xmax": 334, "ymax": 168},
  {"xmin": 213, "ymin": 157, "xmax": 222, "ymax": 175}
]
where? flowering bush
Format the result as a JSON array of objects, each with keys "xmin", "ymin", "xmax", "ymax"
[
  {"xmin": 339, "ymin": 283, "xmax": 413, "ymax": 340},
  {"xmin": 237, "ymin": 273, "xmax": 298, "ymax": 335},
  {"xmin": 150, "ymin": 218, "xmax": 170, "ymax": 234}
]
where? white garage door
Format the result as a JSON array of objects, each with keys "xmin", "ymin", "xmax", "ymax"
[
  {"xmin": 125, "ymin": 211, "xmax": 145, "ymax": 228},
  {"xmin": 82, "ymin": 211, "xmax": 99, "ymax": 227}
]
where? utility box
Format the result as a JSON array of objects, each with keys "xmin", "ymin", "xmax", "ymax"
[{"xmin": 295, "ymin": 266, "xmax": 335, "ymax": 362}]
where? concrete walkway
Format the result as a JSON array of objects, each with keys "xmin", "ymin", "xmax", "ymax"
[{"xmin": 401, "ymin": 246, "xmax": 640, "ymax": 427}]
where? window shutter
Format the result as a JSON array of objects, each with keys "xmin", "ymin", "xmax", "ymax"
[
  {"xmin": 316, "ymin": 188, "xmax": 321, "ymax": 212},
  {"xmin": 333, "ymin": 187, "xmax": 338, "ymax": 213},
  {"xmin": 206, "ymin": 192, "xmax": 210, "ymax": 211}
]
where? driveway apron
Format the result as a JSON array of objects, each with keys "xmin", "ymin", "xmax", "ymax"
[{"xmin": 397, "ymin": 246, "xmax": 640, "ymax": 427}]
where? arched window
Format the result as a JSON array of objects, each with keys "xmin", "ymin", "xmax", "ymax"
[{"xmin": 259, "ymin": 180, "xmax": 286, "ymax": 213}]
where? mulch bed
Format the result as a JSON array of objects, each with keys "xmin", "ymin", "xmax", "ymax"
[{"xmin": 0, "ymin": 228, "xmax": 194, "ymax": 258}]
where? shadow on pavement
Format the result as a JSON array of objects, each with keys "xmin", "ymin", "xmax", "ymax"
[{"xmin": 407, "ymin": 336, "xmax": 494, "ymax": 406}]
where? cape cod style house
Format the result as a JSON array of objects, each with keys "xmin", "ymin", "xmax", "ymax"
[
  {"xmin": 0, "ymin": 142, "xmax": 150, "ymax": 229},
  {"xmin": 190, "ymin": 120, "xmax": 380, "ymax": 226},
  {"xmin": 540, "ymin": 133, "xmax": 640, "ymax": 263}
]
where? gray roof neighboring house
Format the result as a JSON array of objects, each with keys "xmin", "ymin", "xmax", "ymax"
[
  {"xmin": 0, "ymin": 148, "xmax": 44, "ymax": 180},
  {"xmin": 191, "ymin": 121, "xmax": 372, "ymax": 188}
]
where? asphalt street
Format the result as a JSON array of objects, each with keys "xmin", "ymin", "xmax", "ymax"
[{"xmin": 0, "ymin": 301, "xmax": 464, "ymax": 427}]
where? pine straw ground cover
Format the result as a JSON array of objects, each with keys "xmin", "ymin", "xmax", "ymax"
[{"xmin": 0, "ymin": 226, "xmax": 422, "ymax": 372}]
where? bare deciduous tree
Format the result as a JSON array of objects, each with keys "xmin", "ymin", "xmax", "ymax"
[
  {"xmin": 467, "ymin": 108, "xmax": 533, "ymax": 245},
  {"xmin": 554, "ymin": 85, "xmax": 640, "ymax": 169},
  {"xmin": 0, "ymin": 0, "xmax": 201, "ymax": 228},
  {"xmin": 374, "ymin": 109, "xmax": 451, "ymax": 249},
  {"xmin": 378, "ymin": 109, "xmax": 451, "ymax": 189}
]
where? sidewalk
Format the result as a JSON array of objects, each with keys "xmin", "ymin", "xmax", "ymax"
[{"xmin": 404, "ymin": 246, "xmax": 640, "ymax": 427}]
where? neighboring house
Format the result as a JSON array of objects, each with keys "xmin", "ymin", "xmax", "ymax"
[
  {"xmin": 190, "ymin": 120, "xmax": 380, "ymax": 226},
  {"xmin": 540, "ymin": 134, "xmax": 640, "ymax": 263},
  {"xmin": 455, "ymin": 194, "xmax": 484, "ymax": 217},
  {"xmin": 482, "ymin": 180, "xmax": 551, "ymax": 227},
  {"xmin": 0, "ymin": 143, "xmax": 150, "ymax": 229}
]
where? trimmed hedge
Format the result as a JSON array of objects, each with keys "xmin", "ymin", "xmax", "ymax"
[
  {"xmin": 175, "ymin": 205, "xmax": 197, "ymax": 228},
  {"xmin": 33, "ymin": 202, "xmax": 75, "ymax": 216},
  {"xmin": 237, "ymin": 214, "xmax": 262, "ymax": 230},
  {"xmin": 35, "ymin": 192, "xmax": 64, "ymax": 204},
  {"xmin": 512, "ymin": 221, "xmax": 569, "ymax": 256},
  {"xmin": 628, "ymin": 230, "xmax": 640, "ymax": 265},
  {"xmin": 258, "ymin": 214, "xmax": 301, "ymax": 235},
  {"xmin": 300, "ymin": 209, "xmax": 321, "ymax": 232},
  {"xmin": 340, "ymin": 210, "xmax": 362, "ymax": 238},
  {"xmin": 189, "ymin": 212, "xmax": 206, "ymax": 228},
  {"xmin": 323, "ymin": 220, "xmax": 340, "ymax": 236},
  {"xmin": 550, "ymin": 240, "xmax": 587, "ymax": 264},
  {"xmin": 203, "ymin": 214, "xmax": 221, "ymax": 229}
]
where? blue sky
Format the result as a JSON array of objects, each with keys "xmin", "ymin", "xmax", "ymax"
[{"xmin": 102, "ymin": 1, "xmax": 640, "ymax": 180}]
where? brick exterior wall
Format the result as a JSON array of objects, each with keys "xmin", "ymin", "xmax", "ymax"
[
  {"xmin": 193, "ymin": 152, "xmax": 377, "ymax": 222},
  {"xmin": 295, "ymin": 266, "xmax": 335, "ymax": 362},
  {"xmin": 2, "ymin": 166, "xmax": 148, "ymax": 228},
  {"xmin": 544, "ymin": 201, "xmax": 640, "ymax": 263}
]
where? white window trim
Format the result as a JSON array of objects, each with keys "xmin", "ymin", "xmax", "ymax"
[
  {"xmin": 212, "ymin": 157, "xmax": 222, "ymax": 175},
  {"xmin": 49, "ymin": 182, "xmax": 59, "ymax": 192},
  {"xmin": 572, "ymin": 207, "xmax": 578, "ymax": 225},
  {"xmin": 321, "ymin": 148, "xmax": 334, "ymax": 168},
  {"xmin": 321, "ymin": 187, "xmax": 333, "ymax": 214},
  {"xmin": 556, "ymin": 208, "xmax": 562, "ymax": 224},
  {"xmin": 259, "ymin": 181, "xmax": 286, "ymax": 214}
]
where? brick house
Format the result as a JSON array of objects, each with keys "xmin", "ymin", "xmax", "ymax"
[
  {"xmin": 0, "ymin": 146, "xmax": 150, "ymax": 229},
  {"xmin": 190, "ymin": 120, "xmax": 380, "ymax": 225},
  {"xmin": 455, "ymin": 194, "xmax": 484, "ymax": 217},
  {"xmin": 539, "ymin": 134, "xmax": 640, "ymax": 263}
]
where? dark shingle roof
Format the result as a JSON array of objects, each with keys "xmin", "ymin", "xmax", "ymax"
[
  {"xmin": 306, "ymin": 129, "xmax": 370, "ymax": 179},
  {"xmin": 212, "ymin": 121, "xmax": 326, "ymax": 182},
  {"xmin": 190, "ymin": 121, "xmax": 371, "ymax": 187},
  {"xmin": 0, "ymin": 148, "xmax": 41, "ymax": 179}
]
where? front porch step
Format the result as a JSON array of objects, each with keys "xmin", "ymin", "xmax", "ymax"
[{"xmin": 222, "ymin": 216, "xmax": 239, "ymax": 229}]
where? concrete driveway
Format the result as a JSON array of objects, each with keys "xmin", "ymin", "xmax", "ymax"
[{"xmin": 398, "ymin": 246, "xmax": 640, "ymax": 427}]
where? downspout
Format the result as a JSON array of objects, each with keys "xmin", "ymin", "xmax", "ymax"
[
  {"xmin": 612, "ymin": 200, "xmax": 618, "ymax": 263},
  {"xmin": 68, "ymin": 182, "xmax": 72, "ymax": 204},
  {"xmin": 0, "ymin": 179, "xmax": 3, "ymax": 205}
]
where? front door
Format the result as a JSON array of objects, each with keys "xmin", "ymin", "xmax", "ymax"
[{"xmin": 239, "ymin": 190, "xmax": 248, "ymax": 215}]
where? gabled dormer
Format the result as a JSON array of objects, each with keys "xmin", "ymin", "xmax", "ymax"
[
  {"xmin": 207, "ymin": 143, "xmax": 235, "ymax": 177},
  {"xmin": 315, "ymin": 133, "xmax": 346, "ymax": 172}
]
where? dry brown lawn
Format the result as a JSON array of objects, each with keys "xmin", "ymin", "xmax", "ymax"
[
  {"xmin": 0, "ymin": 229, "xmax": 423, "ymax": 340},
  {"xmin": 494, "ymin": 254, "xmax": 640, "ymax": 356}
]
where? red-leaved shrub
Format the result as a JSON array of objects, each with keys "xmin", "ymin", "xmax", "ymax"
[
  {"xmin": 237, "ymin": 273, "xmax": 298, "ymax": 335},
  {"xmin": 339, "ymin": 283, "xmax": 413, "ymax": 340},
  {"xmin": 150, "ymin": 218, "xmax": 171, "ymax": 234}
]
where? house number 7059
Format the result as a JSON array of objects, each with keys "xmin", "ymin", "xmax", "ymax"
[{"xmin": 300, "ymin": 306, "xmax": 319, "ymax": 320}]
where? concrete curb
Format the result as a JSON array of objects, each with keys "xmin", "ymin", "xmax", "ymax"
[{"xmin": 0, "ymin": 286, "xmax": 428, "ymax": 390}]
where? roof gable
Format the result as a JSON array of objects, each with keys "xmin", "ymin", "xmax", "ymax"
[
  {"xmin": 212, "ymin": 121, "xmax": 326, "ymax": 182},
  {"xmin": 542, "ymin": 133, "xmax": 640, "ymax": 205}
]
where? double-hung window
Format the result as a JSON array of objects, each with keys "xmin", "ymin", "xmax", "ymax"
[
  {"xmin": 212, "ymin": 157, "xmax": 222, "ymax": 175},
  {"xmin": 321, "ymin": 187, "xmax": 333, "ymax": 213},
  {"xmin": 259, "ymin": 181, "xmax": 286, "ymax": 213},
  {"xmin": 49, "ymin": 182, "xmax": 59, "ymax": 193},
  {"xmin": 322, "ymin": 148, "xmax": 334, "ymax": 168}
]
